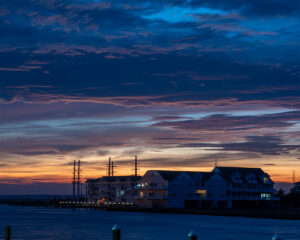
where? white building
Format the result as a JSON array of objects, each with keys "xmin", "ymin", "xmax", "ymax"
[
  {"xmin": 137, "ymin": 170, "xmax": 210, "ymax": 208},
  {"xmin": 137, "ymin": 167, "xmax": 278, "ymax": 209},
  {"xmin": 204, "ymin": 167, "xmax": 277, "ymax": 208}
]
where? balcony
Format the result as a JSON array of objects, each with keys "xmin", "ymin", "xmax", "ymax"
[
  {"xmin": 138, "ymin": 195, "xmax": 168, "ymax": 200},
  {"xmin": 137, "ymin": 186, "xmax": 168, "ymax": 190}
]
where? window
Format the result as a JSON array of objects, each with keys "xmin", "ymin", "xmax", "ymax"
[
  {"xmin": 261, "ymin": 193, "xmax": 271, "ymax": 200},
  {"xmin": 263, "ymin": 177, "xmax": 269, "ymax": 183},
  {"xmin": 195, "ymin": 190, "xmax": 207, "ymax": 198}
]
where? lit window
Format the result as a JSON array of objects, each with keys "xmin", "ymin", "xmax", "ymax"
[
  {"xmin": 195, "ymin": 190, "xmax": 207, "ymax": 198},
  {"xmin": 261, "ymin": 193, "xmax": 271, "ymax": 200}
]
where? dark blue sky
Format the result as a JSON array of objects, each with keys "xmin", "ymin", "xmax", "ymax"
[{"xmin": 0, "ymin": 0, "xmax": 299, "ymax": 193}]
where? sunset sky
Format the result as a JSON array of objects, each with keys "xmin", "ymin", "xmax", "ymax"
[{"xmin": 0, "ymin": 0, "xmax": 300, "ymax": 194}]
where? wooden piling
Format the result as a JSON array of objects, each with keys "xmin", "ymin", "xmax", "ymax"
[
  {"xmin": 112, "ymin": 224, "xmax": 120, "ymax": 240},
  {"xmin": 188, "ymin": 230, "xmax": 197, "ymax": 240},
  {"xmin": 272, "ymin": 234, "xmax": 282, "ymax": 240},
  {"xmin": 5, "ymin": 226, "xmax": 11, "ymax": 240}
]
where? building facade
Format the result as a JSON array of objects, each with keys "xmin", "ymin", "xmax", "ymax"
[
  {"xmin": 204, "ymin": 167, "xmax": 278, "ymax": 208},
  {"xmin": 137, "ymin": 167, "xmax": 278, "ymax": 209},
  {"xmin": 86, "ymin": 176, "xmax": 141, "ymax": 203},
  {"xmin": 137, "ymin": 170, "xmax": 210, "ymax": 208}
]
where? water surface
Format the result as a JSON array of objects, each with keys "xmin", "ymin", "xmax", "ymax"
[{"xmin": 0, "ymin": 204, "xmax": 299, "ymax": 240}]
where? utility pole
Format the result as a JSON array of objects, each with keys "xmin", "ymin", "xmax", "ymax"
[
  {"xmin": 214, "ymin": 158, "xmax": 218, "ymax": 168},
  {"xmin": 134, "ymin": 155, "xmax": 139, "ymax": 176},
  {"xmin": 72, "ymin": 160, "xmax": 76, "ymax": 200},
  {"xmin": 108, "ymin": 157, "xmax": 111, "ymax": 177},
  {"xmin": 77, "ymin": 160, "xmax": 81, "ymax": 201},
  {"xmin": 111, "ymin": 161, "xmax": 115, "ymax": 177},
  {"xmin": 293, "ymin": 170, "xmax": 295, "ymax": 188}
]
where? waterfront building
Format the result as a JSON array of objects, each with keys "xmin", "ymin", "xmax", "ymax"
[
  {"xmin": 204, "ymin": 167, "xmax": 278, "ymax": 208},
  {"xmin": 86, "ymin": 176, "xmax": 142, "ymax": 203},
  {"xmin": 137, "ymin": 167, "xmax": 278, "ymax": 209},
  {"xmin": 137, "ymin": 170, "xmax": 210, "ymax": 208}
]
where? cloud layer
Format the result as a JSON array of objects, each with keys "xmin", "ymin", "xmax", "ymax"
[{"xmin": 0, "ymin": 0, "xmax": 300, "ymax": 193}]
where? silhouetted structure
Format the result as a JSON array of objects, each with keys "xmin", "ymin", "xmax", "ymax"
[
  {"xmin": 72, "ymin": 159, "xmax": 83, "ymax": 201},
  {"xmin": 72, "ymin": 160, "xmax": 76, "ymax": 200},
  {"xmin": 86, "ymin": 156, "xmax": 140, "ymax": 203},
  {"xmin": 108, "ymin": 157, "xmax": 111, "ymax": 177},
  {"xmin": 134, "ymin": 155, "xmax": 139, "ymax": 176},
  {"xmin": 137, "ymin": 167, "xmax": 278, "ymax": 209}
]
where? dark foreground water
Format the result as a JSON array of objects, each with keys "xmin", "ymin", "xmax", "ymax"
[{"xmin": 0, "ymin": 205, "xmax": 300, "ymax": 240}]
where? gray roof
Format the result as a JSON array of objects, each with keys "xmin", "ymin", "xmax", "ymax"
[
  {"xmin": 86, "ymin": 175, "xmax": 141, "ymax": 183},
  {"xmin": 213, "ymin": 167, "xmax": 271, "ymax": 183},
  {"xmin": 155, "ymin": 170, "xmax": 209, "ymax": 181},
  {"xmin": 215, "ymin": 167, "xmax": 265, "ymax": 175}
]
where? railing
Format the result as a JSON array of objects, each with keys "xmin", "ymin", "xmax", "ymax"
[
  {"xmin": 137, "ymin": 186, "xmax": 168, "ymax": 190},
  {"xmin": 138, "ymin": 195, "xmax": 168, "ymax": 200},
  {"xmin": 2, "ymin": 225, "xmax": 283, "ymax": 240}
]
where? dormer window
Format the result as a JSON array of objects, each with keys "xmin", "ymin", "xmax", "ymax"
[
  {"xmin": 246, "ymin": 173, "xmax": 257, "ymax": 183},
  {"xmin": 232, "ymin": 172, "xmax": 242, "ymax": 183}
]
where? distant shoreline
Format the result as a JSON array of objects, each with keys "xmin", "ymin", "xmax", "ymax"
[{"xmin": 1, "ymin": 199, "xmax": 300, "ymax": 220}]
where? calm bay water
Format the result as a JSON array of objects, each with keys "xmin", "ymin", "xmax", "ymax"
[{"xmin": 0, "ymin": 204, "xmax": 300, "ymax": 240}]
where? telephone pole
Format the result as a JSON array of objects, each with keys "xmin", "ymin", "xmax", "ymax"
[
  {"xmin": 111, "ymin": 161, "xmax": 115, "ymax": 176},
  {"xmin": 134, "ymin": 155, "xmax": 139, "ymax": 176},
  {"xmin": 108, "ymin": 157, "xmax": 111, "ymax": 177},
  {"xmin": 293, "ymin": 170, "xmax": 295, "ymax": 188},
  {"xmin": 214, "ymin": 158, "xmax": 218, "ymax": 167},
  {"xmin": 77, "ymin": 160, "xmax": 81, "ymax": 201},
  {"xmin": 72, "ymin": 160, "xmax": 76, "ymax": 200}
]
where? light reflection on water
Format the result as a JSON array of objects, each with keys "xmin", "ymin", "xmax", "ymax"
[{"xmin": 0, "ymin": 204, "xmax": 300, "ymax": 240}]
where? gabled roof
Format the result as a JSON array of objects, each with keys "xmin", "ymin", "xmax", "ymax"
[
  {"xmin": 157, "ymin": 171, "xmax": 183, "ymax": 181},
  {"xmin": 86, "ymin": 175, "xmax": 141, "ymax": 183},
  {"xmin": 213, "ymin": 167, "xmax": 269, "ymax": 183},
  {"xmin": 86, "ymin": 178, "xmax": 101, "ymax": 183},
  {"xmin": 214, "ymin": 167, "xmax": 265, "ymax": 176},
  {"xmin": 103, "ymin": 176, "xmax": 142, "ymax": 182},
  {"xmin": 153, "ymin": 170, "xmax": 209, "ymax": 182}
]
